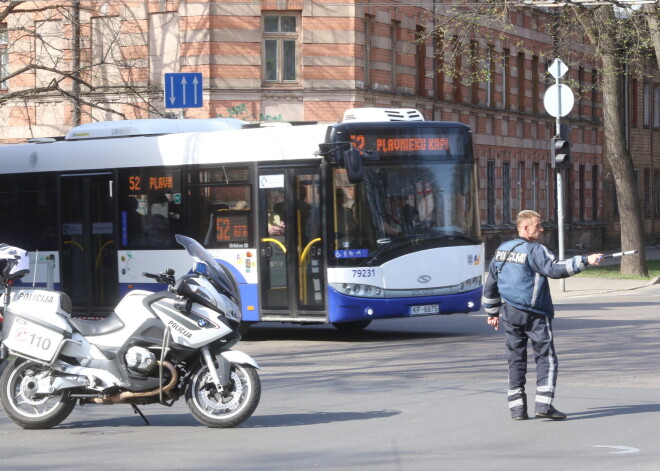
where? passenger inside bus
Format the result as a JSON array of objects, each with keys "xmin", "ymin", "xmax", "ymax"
[{"xmin": 143, "ymin": 189, "xmax": 174, "ymax": 246}]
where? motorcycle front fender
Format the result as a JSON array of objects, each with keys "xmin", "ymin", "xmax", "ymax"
[{"xmin": 220, "ymin": 350, "xmax": 259, "ymax": 369}]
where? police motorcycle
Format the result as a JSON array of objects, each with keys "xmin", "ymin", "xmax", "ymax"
[{"xmin": 0, "ymin": 235, "xmax": 260, "ymax": 429}]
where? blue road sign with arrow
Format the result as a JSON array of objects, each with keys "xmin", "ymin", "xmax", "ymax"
[{"xmin": 164, "ymin": 73, "xmax": 203, "ymax": 109}]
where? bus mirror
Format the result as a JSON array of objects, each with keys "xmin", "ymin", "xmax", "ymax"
[{"xmin": 344, "ymin": 148, "xmax": 364, "ymax": 183}]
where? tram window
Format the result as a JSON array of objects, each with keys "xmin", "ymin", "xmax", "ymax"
[
  {"xmin": 119, "ymin": 168, "xmax": 182, "ymax": 248},
  {"xmin": 0, "ymin": 174, "xmax": 57, "ymax": 250},
  {"xmin": 185, "ymin": 184, "xmax": 252, "ymax": 248}
]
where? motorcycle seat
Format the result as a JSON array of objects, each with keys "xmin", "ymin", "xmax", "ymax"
[{"xmin": 69, "ymin": 311, "xmax": 125, "ymax": 337}]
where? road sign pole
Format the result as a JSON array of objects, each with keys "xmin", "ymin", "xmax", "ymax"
[
  {"xmin": 545, "ymin": 58, "xmax": 573, "ymax": 292},
  {"xmin": 555, "ymin": 70, "xmax": 566, "ymax": 292}
]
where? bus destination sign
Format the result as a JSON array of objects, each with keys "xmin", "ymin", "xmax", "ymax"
[{"xmin": 350, "ymin": 135, "xmax": 450, "ymax": 154}]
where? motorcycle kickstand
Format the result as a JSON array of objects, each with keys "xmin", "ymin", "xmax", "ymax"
[{"xmin": 131, "ymin": 404, "xmax": 150, "ymax": 425}]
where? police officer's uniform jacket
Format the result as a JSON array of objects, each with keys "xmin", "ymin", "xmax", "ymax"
[
  {"xmin": 483, "ymin": 238, "xmax": 588, "ymax": 318},
  {"xmin": 482, "ymin": 238, "xmax": 589, "ymax": 417}
]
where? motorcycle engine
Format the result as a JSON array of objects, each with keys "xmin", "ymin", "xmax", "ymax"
[{"xmin": 125, "ymin": 346, "xmax": 157, "ymax": 373}]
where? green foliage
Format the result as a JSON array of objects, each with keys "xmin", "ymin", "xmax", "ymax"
[{"xmin": 216, "ymin": 103, "xmax": 283, "ymax": 122}]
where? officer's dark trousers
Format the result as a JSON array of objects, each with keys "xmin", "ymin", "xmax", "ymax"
[{"xmin": 502, "ymin": 304, "xmax": 558, "ymax": 417}]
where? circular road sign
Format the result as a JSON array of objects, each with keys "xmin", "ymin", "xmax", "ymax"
[{"xmin": 543, "ymin": 83, "xmax": 574, "ymax": 118}]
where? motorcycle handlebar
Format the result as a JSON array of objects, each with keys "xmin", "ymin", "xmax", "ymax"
[{"xmin": 142, "ymin": 270, "xmax": 176, "ymax": 285}]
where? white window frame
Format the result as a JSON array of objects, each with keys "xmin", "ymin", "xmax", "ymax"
[{"xmin": 262, "ymin": 14, "xmax": 300, "ymax": 86}]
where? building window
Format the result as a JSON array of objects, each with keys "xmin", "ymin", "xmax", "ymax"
[
  {"xmin": 654, "ymin": 84, "xmax": 659, "ymax": 130},
  {"xmin": 416, "ymin": 25, "xmax": 426, "ymax": 97},
  {"xmin": 532, "ymin": 162, "xmax": 539, "ymax": 211},
  {"xmin": 644, "ymin": 168, "xmax": 651, "ymax": 218},
  {"xmin": 435, "ymin": 34, "xmax": 445, "ymax": 100},
  {"xmin": 470, "ymin": 40, "xmax": 478, "ymax": 105},
  {"xmin": 502, "ymin": 49, "xmax": 510, "ymax": 110},
  {"xmin": 0, "ymin": 24, "xmax": 7, "ymax": 90},
  {"xmin": 592, "ymin": 165, "xmax": 599, "ymax": 220},
  {"xmin": 531, "ymin": 55, "xmax": 539, "ymax": 114},
  {"xmin": 517, "ymin": 52, "xmax": 525, "ymax": 112},
  {"xmin": 546, "ymin": 163, "xmax": 553, "ymax": 220},
  {"xmin": 591, "ymin": 69, "xmax": 598, "ymax": 121},
  {"xmin": 391, "ymin": 21, "xmax": 399, "ymax": 91},
  {"xmin": 517, "ymin": 161, "xmax": 525, "ymax": 212},
  {"xmin": 631, "ymin": 78, "xmax": 638, "ymax": 126},
  {"xmin": 643, "ymin": 81, "xmax": 651, "ymax": 128},
  {"xmin": 364, "ymin": 15, "xmax": 373, "ymax": 89},
  {"xmin": 579, "ymin": 165, "xmax": 585, "ymax": 221},
  {"xmin": 263, "ymin": 14, "xmax": 299, "ymax": 84},
  {"xmin": 451, "ymin": 36, "xmax": 462, "ymax": 102},
  {"xmin": 487, "ymin": 160, "xmax": 495, "ymax": 224},
  {"xmin": 503, "ymin": 162, "xmax": 511, "ymax": 224},
  {"xmin": 486, "ymin": 45, "xmax": 495, "ymax": 107},
  {"xmin": 654, "ymin": 170, "xmax": 660, "ymax": 217},
  {"xmin": 577, "ymin": 66, "xmax": 584, "ymax": 119}
]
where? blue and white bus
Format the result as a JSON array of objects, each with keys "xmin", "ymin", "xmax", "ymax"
[{"xmin": 0, "ymin": 108, "xmax": 483, "ymax": 332}]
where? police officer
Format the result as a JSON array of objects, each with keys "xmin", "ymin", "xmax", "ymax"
[{"xmin": 483, "ymin": 210, "xmax": 603, "ymax": 420}]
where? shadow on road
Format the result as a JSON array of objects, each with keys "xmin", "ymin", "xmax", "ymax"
[
  {"xmin": 568, "ymin": 403, "xmax": 660, "ymax": 421},
  {"xmin": 242, "ymin": 409, "xmax": 401, "ymax": 428},
  {"xmin": 243, "ymin": 325, "xmax": 472, "ymax": 343},
  {"xmin": 61, "ymin": 409, "xmax": 400, "ymax": 429}
]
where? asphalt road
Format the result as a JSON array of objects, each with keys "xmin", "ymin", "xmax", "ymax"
[{"xmin": 0, "ymin": 283, "xmax": 658, "ymax": 471}]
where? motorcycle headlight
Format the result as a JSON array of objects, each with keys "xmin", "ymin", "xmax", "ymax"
[
  {"xmin": 191, "ymin": 284, "xmax": 217, "ymax": 307},
  {"xmin": 225, "ymin": 301, "xmax": 242, "ymax": 323}
]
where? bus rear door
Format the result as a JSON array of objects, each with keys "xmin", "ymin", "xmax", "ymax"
[
  {"xmin": 60, "ymin": 173, "xmax": 118, "ymax": 314},
  {"xmin": 257, "ymin": 167, "xmax": 326, "ymax": 321}
]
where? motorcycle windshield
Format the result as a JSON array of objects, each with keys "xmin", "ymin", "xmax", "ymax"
[{"xmin": 175, "ymin": 234, "xmax": 237, "ymax": 299}]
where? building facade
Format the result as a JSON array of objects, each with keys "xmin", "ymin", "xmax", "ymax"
[{"xmin": 0, "ymin": 1, "xmax": 658, "ymax": 251}]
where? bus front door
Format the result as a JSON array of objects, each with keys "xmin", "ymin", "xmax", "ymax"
[
  {"xmin": 258, "ymin": 168, "xmax": 326, "ymax": 321},
  {"xmin": 60, "ymin": 173, "xmax": 118, "ymax": 315}
]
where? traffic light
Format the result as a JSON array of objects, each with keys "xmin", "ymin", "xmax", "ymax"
[{"xmin": 550, "ymin": 135, "xmax": 570, "ymax": 170}]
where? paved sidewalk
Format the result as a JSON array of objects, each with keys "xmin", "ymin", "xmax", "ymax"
[{"xmin": 550, "ymin": 245, "xmax": 660, "ymax": 298}]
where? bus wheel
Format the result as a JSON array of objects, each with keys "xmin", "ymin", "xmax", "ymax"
[{"xmin": 332, "ymin": 320, "xmax": 372, "ymax": 334}]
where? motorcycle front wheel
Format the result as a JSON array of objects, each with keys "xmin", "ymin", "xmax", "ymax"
[
  {"xmin": 0, "ymin": 358, "xmax": 76, "ymax": 429},
  {"xmin": 185, "ymin": 361, "xmax": 261, "ymax": 428}
]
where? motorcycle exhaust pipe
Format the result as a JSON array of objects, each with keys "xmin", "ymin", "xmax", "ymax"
[{"xmin": 89, "ymin": 361, "xmax": 178, "ymax": 404}]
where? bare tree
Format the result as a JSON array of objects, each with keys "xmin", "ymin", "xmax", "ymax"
[
  {"xmin": 0, "ymin": 1, "xmax": 164, "ymax": 140},
  {"xmin": 423, "ymin": 1, "xmax": 650, "ymax": 276}
]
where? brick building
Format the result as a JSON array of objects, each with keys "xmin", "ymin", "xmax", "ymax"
[{"xmin": 0, "ymin": 1, "xmax": 658, "ymax": 250}]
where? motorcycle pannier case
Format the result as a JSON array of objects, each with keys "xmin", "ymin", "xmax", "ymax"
[{"xmin": 2, "ymin": 289, "xmax": 73, "ymax": 362}]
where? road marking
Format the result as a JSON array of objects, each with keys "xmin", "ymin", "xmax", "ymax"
[{"xmin": 594, "ymin": 445, "xmax": 640, "ymax": 454}]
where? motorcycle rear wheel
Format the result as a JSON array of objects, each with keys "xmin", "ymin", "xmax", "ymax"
[
  {"xmin": 185, "ymin": 361, "xmax": 260, "ymax": 428},
  {"xmin": 0, "ymin": 358, "xmax": 76, "ymax": 429}
]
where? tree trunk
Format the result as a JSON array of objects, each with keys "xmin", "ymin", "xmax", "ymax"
[{"xmin": 599, "ymin": 45, "xmax": 648, "ymax": 276}]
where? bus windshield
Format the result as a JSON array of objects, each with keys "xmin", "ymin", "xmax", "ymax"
[{"xmin": 332, "ymin": 159, "xmax": 480, "ymax": 267}]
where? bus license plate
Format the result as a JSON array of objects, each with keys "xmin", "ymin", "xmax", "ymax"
[{"xmin": 409, "ymin": 304, "xmax": 439, "ymax": 316}]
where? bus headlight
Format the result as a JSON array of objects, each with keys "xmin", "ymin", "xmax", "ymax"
[{"xmin": 331, "ymin": 283, "xmax": 385, "ymax": 298}]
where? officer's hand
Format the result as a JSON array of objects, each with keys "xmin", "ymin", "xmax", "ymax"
[
  {"xmin": 588, "ymin": 253, "xmax": 604, "ymax": 266},
  {"xmin": 487, "ymin": 316, "xmax": 499, "ymax": 331}
]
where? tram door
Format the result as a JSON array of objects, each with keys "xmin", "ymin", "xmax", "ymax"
[
  {"xmin": 60, "ymin": 173, "xmax": 118, "ymax": 314},
  {"xmin": 257, "ymin": 167, "xmax": 326, "ymax": 319}
]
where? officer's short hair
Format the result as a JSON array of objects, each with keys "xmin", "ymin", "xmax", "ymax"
[{"xmin": 517, "ymin": 210, "xmax": 541, "ymax": 229}]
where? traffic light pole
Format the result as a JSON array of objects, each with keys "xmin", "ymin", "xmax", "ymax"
[{"xmin": 554, "ymin": 76, "xmax": 566, "ymax": 292}]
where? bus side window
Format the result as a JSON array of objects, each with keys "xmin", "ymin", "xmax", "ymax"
[
  {"xmin": 192, "ymin": 184, "xmax": 251, "ymax": 248},
  {"xmin": 120, "ymin": 168, "xmax": 181, "ymax": 248}
]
